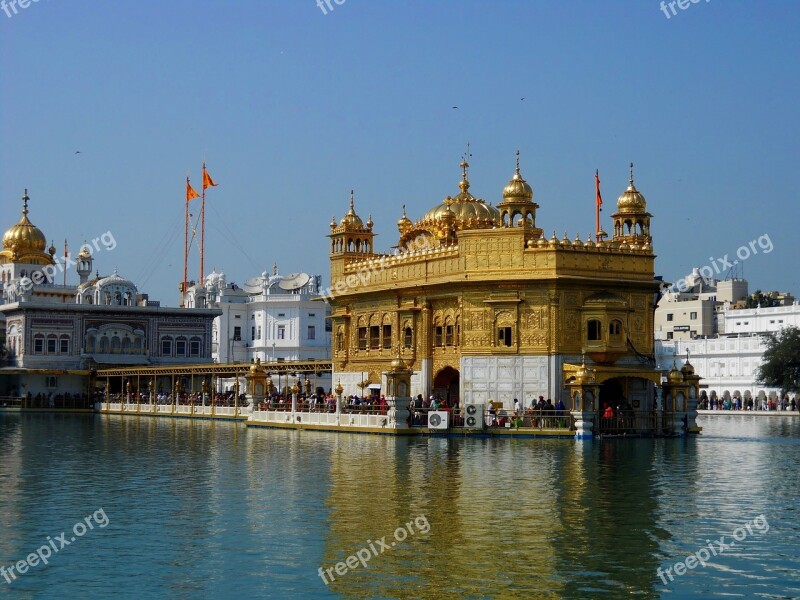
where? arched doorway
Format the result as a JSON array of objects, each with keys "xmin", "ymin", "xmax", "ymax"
[
  {"xmin": 433, "ymin": 367, "xmax": 459, "ymax": 408},
  {"xmin": 598, "ymin": 378, "xmax": 624, "ymax": 412}
]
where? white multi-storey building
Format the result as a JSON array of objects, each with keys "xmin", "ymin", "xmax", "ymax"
[
  {"xmin": 183, "ymin": 265, "xmax": 332, "ymax": 365},
  {"xmin": 654, "ymin": 269, "xmax": 748, "ymax": 341},
  {"xmin": 656, "ymin": 301, "xmax": 800, "ymax": 403}
]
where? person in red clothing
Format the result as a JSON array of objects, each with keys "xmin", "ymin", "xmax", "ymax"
[{"xmin": 602, "ymin": 403, "xmax": 615, "ymax": 419}]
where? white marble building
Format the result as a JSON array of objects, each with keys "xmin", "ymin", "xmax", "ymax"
[
  {"xmin": 0, "ymin": 191, "xmax": 220, "ymax": 398},
  {"xmin": 182, "ymin": 266, "xmax": 332, "ymax": 392},
  {"xmin": 656, "ymin": 301, "xmax": 800, "ymax": 402}
]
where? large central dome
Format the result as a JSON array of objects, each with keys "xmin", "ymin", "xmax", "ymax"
[{"xmin": 416, "ymin": 159, "xmax": 500, "ymax": 231}]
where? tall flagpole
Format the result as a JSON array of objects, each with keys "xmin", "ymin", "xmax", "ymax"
[
  {"xmin": 63, "ymin": 239, "xmax": 68, "ymax": 286},
  {"xmin": 595, "ymin": 170, "xmax": 600, "ymax": 242},
  {"xmin": 200, "ymin": 164, "xmax": 206, "ymax": 285},
  {"xmin": 183, "ymin": 177, "xmax": 190, "ymax": 308}
]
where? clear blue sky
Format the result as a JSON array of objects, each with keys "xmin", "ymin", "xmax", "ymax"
[{"xmin": 1, "ymin": 0, "xmax": 798, "ymax": 304}]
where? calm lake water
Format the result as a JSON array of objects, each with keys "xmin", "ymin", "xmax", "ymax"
[{"xmin": 0, "ymin": 413, "xmax": 798, "ymax": 599}]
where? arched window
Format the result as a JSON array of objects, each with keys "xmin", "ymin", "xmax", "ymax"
[
  {"xmin": 403, "ymin": 326, "xmax": 413, "ymax": 349},
  {"xmin": 587, "ymin": 319, "xmax": 602, "ymax": 341},
  {"xmin": 336, "ymin": 331, "xmax": 345, "ymax": 352},
  {"xmin": 434, "ymin": 318, "xmax": 443, "ymax": 347},
  {"xmin": 98, "ymin": 337, "xmax": 110, "ymax": 353},
  {"xmin": 444, "ymin": 318, "xmax": 454, "ymax": 346},
  {"xmin": 609, "ymin": 320, "xmax": 622, "ymax": 337}
]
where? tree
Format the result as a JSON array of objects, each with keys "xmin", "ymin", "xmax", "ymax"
[
  {"xmin": 756, "ymin": 326, "xmax": 800, "ymax": 394},
  {"xmin": 745, "ymin": 290, "xmax": 782, "ymax": 309}
]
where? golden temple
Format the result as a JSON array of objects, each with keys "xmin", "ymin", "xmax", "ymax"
[{"xmin": 326, "ymin": 153, "xmax": 699, "ymax": 436}]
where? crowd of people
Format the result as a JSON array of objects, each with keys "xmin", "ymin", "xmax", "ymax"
[
  {"xmin": 101, "ymin": 390, "xmax": 247, "ymax": 407},
  {"xmin": 255, "ymin": 393, "xmax": 388, "ymax": 414},
  {"xmin": 16, "ymin": 391, "xmax": 92, "ymax": 409},
  {"xmin": 700, "ymin": 392, "xmax": 798, "ymax": 411}
]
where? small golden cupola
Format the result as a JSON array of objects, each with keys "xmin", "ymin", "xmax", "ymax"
[
  {"xmin": 328, "ymin": 190, "xmax": 375, "ymax": 256},
  {"xmin": 397, "ymin": 204, "xmax": 412, "ymax": 235},
  {"xmin": 611, "ymin": 163, "xmax": 652, "ymax": 249},
  {"xmin": 498, "ymin": 150, "xmax": 540, "ymax": 230},
  {"xmin": 340, "ymin": 191, "xmax": 364, "ymax": 229},
  {"xmin": 0, "ymin": 190, "xmax": 56, "ymax": 266}
]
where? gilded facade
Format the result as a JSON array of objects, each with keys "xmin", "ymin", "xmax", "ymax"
[{"xmin": 327, "ymin": 155, "xmax": 663, "ymax": 411}]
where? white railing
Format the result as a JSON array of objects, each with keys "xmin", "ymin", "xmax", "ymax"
[
  {"xmin": 99, "ymin": 402, "xmax": 249, "ymax": 418},
  {"xmin": 248, "ymin": 410, "xmax": 389, "ymax": 428}
]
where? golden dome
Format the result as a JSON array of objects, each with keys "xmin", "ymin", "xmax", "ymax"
[
  {"xmin": 668, "ymin": 361, "xmax": 683, "ymax": 383},
  {"xmin": 339, "ymin": 191, "xmax": 364, "ymax": 228},
  {"xmin": 397, "ymin": 204, "xmax": 412, "ymax": 232},
  {"xmin": 501, "ymin": 151, "xmax": 533, "ymax": 202},
  {"xmin": 681, "ymin": 360, "xmax": 695, "ymax": 377},
  {"xmin": 421, "ymin": 195, "xmax": 500, "ymax": 226},
  {"xmin": 77, "ymin": 244, "xmax": 92, "ymax": 259},
  {"xmin": 3, "ymin": 191, "xmax": 47, "ymax": 253},
  {"xmin": 616, "ymin": 163, "xmax": 647, "ymax": 214},
  {"xmin": 0, "ymin": 190, "xmax": 55, "ymax": 266},
  {"xmin": 420, "ymin": 159, "xmax": 500, "ymax": 229},
  {"xmin": 249, "ymin": 357, "xmax": 265, "ymax": 375}
]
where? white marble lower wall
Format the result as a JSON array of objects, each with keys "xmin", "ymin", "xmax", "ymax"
[
  {"xmin": 461, "ymin": 355, "xmax": 560, "ymax": 410},
  {"xmin": 332, "ymin": 364, "xmax": 427, "ymax": 399}
]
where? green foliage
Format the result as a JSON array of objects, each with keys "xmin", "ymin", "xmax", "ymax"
[
  {"xmin": 756, "ymin": 326, "xmax": 800, "ymax": 393},
  {"xmin": 745, "ymin": 290, "xmax": 782, "ymax": 309}
]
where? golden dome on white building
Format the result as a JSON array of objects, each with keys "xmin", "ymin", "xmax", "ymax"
[{"xmin": 0, "ymin": 190, "xmax": 55, "ymax": 266}]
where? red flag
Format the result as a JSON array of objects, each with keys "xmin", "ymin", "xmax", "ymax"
[
  {"xmin": 202, "ymin": 165, "xmax": 217, "ymax": 190},
  {"xmin": 595, "ymin": 170, "xmax": 603, "ymax": 209},
  {"xmin": 186, "ymin": 178, "xmax": 200, "ymax": 203}
]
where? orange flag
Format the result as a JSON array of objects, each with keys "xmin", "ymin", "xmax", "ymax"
[
  {"xmin": 595, "ymin": 170, "xmax": 603, "ymax": 209},
  {"xmin": 202, "ymin": 165, "xmax": 217, "ymax": 190},
  {"xmin": 186, "ymin": 178, "xmax": 200, "ymax": 203}
]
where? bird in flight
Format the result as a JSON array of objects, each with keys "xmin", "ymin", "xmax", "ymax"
[
  {"xmin": 520, "ymin": 97, "xmax": 525, "ymax": 101},
  {"xmin": 452, "ymin": 106, "xmax": 458, "ymax": 109},
  {"xmin": 74, "ymin": 150, "xmax": 81, "ymax": 154}
]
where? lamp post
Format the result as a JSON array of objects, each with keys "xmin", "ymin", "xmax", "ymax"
[
  {"xmin": 290, "ymin": 379, "xmax": 300, "ymax": 420},
  {"xmin": 335, "ymin": 379, "xmax": 344, "ymax": 422}
]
